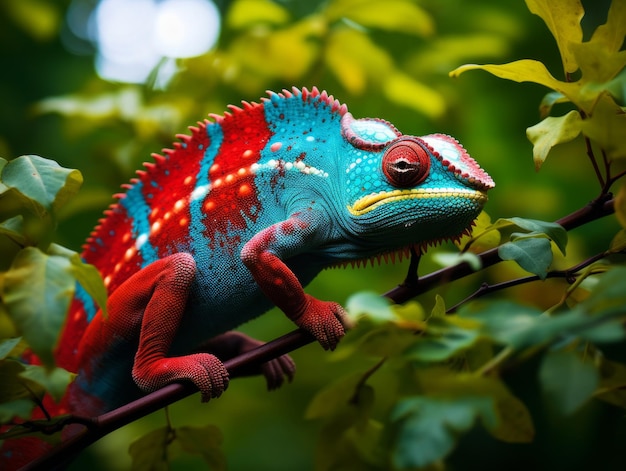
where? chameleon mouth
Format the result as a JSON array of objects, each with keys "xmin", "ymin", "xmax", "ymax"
[{"xmin": 347, "ymin": 188, "xmax": 488, "ymax": 216}]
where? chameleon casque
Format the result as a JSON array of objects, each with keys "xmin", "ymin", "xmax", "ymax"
[{"xmin": 2, "ymin": 87, "xmax": 494, "ymax": 468}]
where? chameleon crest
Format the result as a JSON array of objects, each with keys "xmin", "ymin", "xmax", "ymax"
[{"xmin": 2, "ymin": 87, "xmax": 493, "ymax": 469}]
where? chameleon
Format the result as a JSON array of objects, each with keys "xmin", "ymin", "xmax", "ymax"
[{"xmin": 1, "ymin": 87, "xmax": 494, "ymax": 468}]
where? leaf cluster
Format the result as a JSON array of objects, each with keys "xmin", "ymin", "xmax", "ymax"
[
  {"xmin": 307, "ymin": 1, "xmax": 626, "ymax": 469},
  {"xmin": 129, "ymin": 423, "xmax": 226, "ymax": 471},
  {"xmin": 0, "ymin": 155, "xmax": 105, "ymax": 428},
  {"xmin": 309, "ymin": 256, "xmax": 626, "ymax": 470},
  {"xmin": 451, "ymin": 0, "xmax": 626, "ymax": 171}
]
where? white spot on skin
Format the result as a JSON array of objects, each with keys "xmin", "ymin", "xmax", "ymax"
[
  {"xmin": 174, "ymin": 199, "xmax": 185, "ymax": 211},
  {"xmin": 191, "ymin": 185, "xmax": 209, "ymax": 201},
  {"xmin": 136, "ymin": 233, "xmax": 148, "ymax": 249},
  {"xmin": 305, "ymin": 136, "xmax": 315, "ymax": 142}
]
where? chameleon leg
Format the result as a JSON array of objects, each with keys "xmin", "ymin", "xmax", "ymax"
[
  {"xmin": 241, "ymin": 217, "xmax": 350, "ymax": 351},
  {"xmin": 196, "ymin": 332, "xmax": 296, "ymax": 390},
  {"xmin": 79, "ymin": 253, "xmax": 229, "ymax": 403}
]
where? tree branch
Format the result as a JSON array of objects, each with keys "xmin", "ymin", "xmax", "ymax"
[{"xmin": 21, "ymin": 196, "xmax": 616, "ymax": 471}]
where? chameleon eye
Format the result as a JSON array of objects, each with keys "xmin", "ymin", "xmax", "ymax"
[{"xmin": 382, "ymin": 138, "xmax": 431, "ymax": 188}]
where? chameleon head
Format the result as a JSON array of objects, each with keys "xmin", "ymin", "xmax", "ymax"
[{"xmin": 340, "ymin": 113, "xmax": 495, "ymax": 250}]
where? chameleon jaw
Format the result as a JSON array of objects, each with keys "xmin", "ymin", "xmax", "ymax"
[{"xmin": 347, "ymin": 187, "xmax": 488, "ymax": 216}]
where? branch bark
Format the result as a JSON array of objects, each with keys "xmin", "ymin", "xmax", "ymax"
[{"xmin": 21, "ymin": 196, "xmax": 616, "ymax": 471}]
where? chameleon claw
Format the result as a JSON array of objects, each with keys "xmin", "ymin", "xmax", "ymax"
[
  {"xmin": 132, "ymin": 353, "xmax": 229, "ymax": 402},
  {"xmin": 294, "ymin": 296, "xmax": 349, "ymax": 351}
]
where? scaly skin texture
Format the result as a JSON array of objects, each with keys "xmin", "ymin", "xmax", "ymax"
[{"xmin": 1, "ymin": 87, "xmax": 494, "ymax": 469}]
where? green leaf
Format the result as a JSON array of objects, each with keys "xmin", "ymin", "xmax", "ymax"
[
  {"xmin": 418, "ymin": 374, "xmax": 534, "ymax": 443},
  {"xmin": 579, "ymin": 266, "xmax": 626, "ymax": 318},
  {"xmin": 459, "ymin": 301, "xmax": 543, "ymax": 347},
  {"xmin": 0, "ymin": 358, "xmax": 45, "ymax": 405},
  {"xmin": 346, "ymin": 291, "xmax": 396, "ymax": 324},
  {"xmin": 404, "ymin": 316, "xmax": 480, "ymax": 362},
  {"xmin": 489, "ymin": 385, "xmax": 535, "ymax": 443},
  {"xmin": 590, "ymin": 0, "xmax": 626, "ymax": 53},
  {"xmin": 495, "ymin": 217, "xmax": 568, "ymax": 254},
  {"xmin": 391, "ymin": 395, "xmax": 497, "ymax": 469},
  {"xmin": 431, "ymin": 294, "xmax": 446, "ymax": 318},
  {"xmin": 0, "ymin": 216, "xmax": 27, "ymax": 246},
  {"xmin": 595, "ymin": 358, "xmax": 626, "ymax": 409},
  {"xmin": 341, "ymin": 418, "xmax": 385, "ymax": 467},
  {"xmin": 306, "ymin": 371, "xmax": 373, "ymax": 420},
  {"xmin": 19, "ymin": 365, "xmax": 74, "ymax": 403},
  {"xmin": 539, "ymin": 349, "xmax": 599, "ymax": 414},
  {"xmin": 0, "ymin": 337, "xmax": 21, "ymax": 360},
  {"xmin": 340, "ymin": 322, "xmax": 421, "ymax": 359},
  {"xmin": 432, "ymin": 251, "xmax": 482, "ymax": 271},
  {"xmin": 498, "ymin": 238, "xmax": 553, "ymax": 279},
  {"xmin": 176, "ymin": 425, "xmax": 226, "ymax": 471},
  {"xmin": 48, "ymin": 243, "xmax": 108, "ymax": 317},
  {"xmin": 539, "ymin": 91, "xmax": 568, "ymax": 118},
  {"xmin": 0, "ymin": 399, "xmax": 35, "ymax": 422},
  {"xmin": 0, "ymin": 158, "xmax": 8, "ymax": 193},
  {"xmin": 1, "ymin": 155, "xmax": 82, "ymax": 217},
  {"xmin": 129, "ymin": 426, "xmax": 172, "ymax": 471},
  {"xmin": 2, "ymin": 247, "xmax": 75, "ymax": 368},
  {"xmin": 526, "ymin": 111, "xmax": 583, "ymax": 170},
  {"xmin": 524, "ymin": 0, "xmax": 583, "ymax": 73}
]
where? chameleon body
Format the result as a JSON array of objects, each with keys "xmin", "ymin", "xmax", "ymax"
[{"xmin": 2, "ymin": 87, "xmax": 493, "ymax": 468}]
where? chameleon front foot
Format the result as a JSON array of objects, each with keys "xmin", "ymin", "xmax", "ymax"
[
  {"xmin": 132, "ymin": 353, "xmax": 229, "ymax": 402},
  {"xmin": 295, "ymin": 295, "xmax": 351, "ymax": 351}
]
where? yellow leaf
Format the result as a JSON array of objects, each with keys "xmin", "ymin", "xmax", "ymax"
[
  {"xmin": 569, "ymin": 41, "xmax": 626, "ymax": 83},
  {"xmin": 455, "ymin": 211, "xmax": 502, "ymax": 253},
  {"xmin": 581, "ymin": 95, "xmax": 626, "ymax": 161},
  {"xmin": 590, "ymin": 0, "xmax": 626, "ymax": 53},
  {"xmin": 327, "ymin": 0, "xmax": 434, "ymax": 37},
  {"xmin": 326, "ymin": 28, "xmax": 394, "ymax": 94},
  {"xmin": 228, "ymin": 16, "xmax": 325, "ymax": 81},
  {"xmin": 450, "ymin": 60, "xmax": 594, "ymax": 112},
  {"xmin": 524, "ymin": 0, "xmax": 583, "ymax": 74},
  {"xmin": 5, "ymin": 0, "xmax": 60, "ymax": 41},
  {"xmin": 383, "ymin": 72, "xmax": 446, "ymax": 119},
  {"xmin": 615, "ymin": 183, "xmax": 626, "ymax": 229},
  {"xmin": 526, "ymin": 111, "xmax": 583, "ymax": 170},
  {"xmin": 226, "ymin": 0, "xmax": 291, "ymax": 29}
]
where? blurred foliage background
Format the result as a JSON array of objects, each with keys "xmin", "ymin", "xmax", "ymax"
[{"xmin": 0, "ymin": 0, "xmax": 623, "ymax": 469}]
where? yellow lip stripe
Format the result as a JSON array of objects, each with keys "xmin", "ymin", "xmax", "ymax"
[{"xmin": 347, "ymin": 188, "xmax": 488, "ymax": 216}]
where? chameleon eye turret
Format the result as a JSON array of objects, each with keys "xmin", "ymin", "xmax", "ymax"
[{"xmin": 382, "ymin": 137, "xmax": 431, "ymax": 188}]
